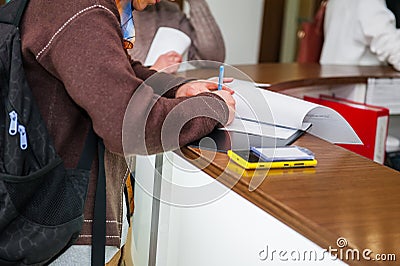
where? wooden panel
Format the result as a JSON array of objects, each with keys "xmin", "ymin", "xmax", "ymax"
[
  {"xmin": 0, "ymin": 0, "xmax": 6, "ymax": 6},
  {"xmin": 258, "ymin": 0, "xmax": 285, "ymax": 63}
]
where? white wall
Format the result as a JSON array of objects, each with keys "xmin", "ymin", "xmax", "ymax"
[{"xmin": 204, "ymin": 0, "xmax": 265, "ymax": 65}]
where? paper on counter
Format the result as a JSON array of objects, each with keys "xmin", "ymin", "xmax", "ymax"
[
  {"xmin": 254, "ymin": 82, "xmax": 271, "ymax": 88},
  {"xmin": 144, "ymin": 27, "xmax": 191, "ymax": 66},
  {"xmin": 219, "ymin": 118, "xmax": 311, "ymax": 140},
  {"xmin": 366, "ymin": 78, "xmax": 400, "ymax": 114},
  {"xmin": 220, "ymin": 79, "xmax": 362, "ymax": 144}
]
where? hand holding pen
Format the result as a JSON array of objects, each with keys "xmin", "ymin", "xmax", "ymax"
[
  {"xmin": 175, "ymin": 80, "xmax": 234, "ymax": 97},
  {"xmin": 175, "ymin": 65, "xmax": 234, "ymax": 97},
  {"xmin": 213, "ymin": 64, "xmax": 235, "ymax": 125},
  {"xmin": 174, "ymin": 64, "xmax": 236, "ymax": 125}
]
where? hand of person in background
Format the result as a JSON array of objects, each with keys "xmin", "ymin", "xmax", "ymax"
[{"xmin": 150, "ymin": 51, "xmax": 183, "ymax": 73}]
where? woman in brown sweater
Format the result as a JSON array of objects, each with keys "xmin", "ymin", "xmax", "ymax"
[{"xmin": 20, "ymin": 0, "xmax": 235, "ymax": 264}]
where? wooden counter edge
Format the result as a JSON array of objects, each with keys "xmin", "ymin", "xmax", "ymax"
[{"xmin": 177, "ymin": 146, "xmax": 380, "ymax": 266}]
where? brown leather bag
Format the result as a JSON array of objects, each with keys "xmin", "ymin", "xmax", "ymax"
[{"xmin": 297, "ymin": 1, "xmax": 327, "ymax": 63}]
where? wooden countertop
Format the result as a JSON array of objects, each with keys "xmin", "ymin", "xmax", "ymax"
[
  {"xmin": 179, "ymin": 63, "xmax": 400, "ymax": 91},
  {"xmin": 236, "ymin": 63, "xmax": 400, "ymax": 91},
  {"xmin": 180, "ymin": 134, "xmax": 400, "ymax": 265},
  {"xmin": 178, "ymin": 63, "xmax": 400, "ymax": 265}
]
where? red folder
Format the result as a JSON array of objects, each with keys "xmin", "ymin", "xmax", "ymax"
[{"xmin": 304, "ymin": 95, "xmax": 389, "ymax": 164}]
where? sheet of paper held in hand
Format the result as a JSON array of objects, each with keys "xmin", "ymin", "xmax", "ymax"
[
  {"xmin": 144, "ymin": 27, "xmax": 191, "ymax": 66},
  {"xmin": 219, "ymin": 79, "xmax": 362, "ymax": 145}
]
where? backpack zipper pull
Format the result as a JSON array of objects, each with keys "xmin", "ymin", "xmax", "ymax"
[
  {"xmin": 9, "ymin": 111, "xmax": 18, "ymax": 136},
  {"xmin": 18, "ymin": 125, "xmax": 28, "ymax": 150}
]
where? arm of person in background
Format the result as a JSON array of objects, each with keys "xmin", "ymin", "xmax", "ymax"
[
  {"xmin": 360, "ymin": 0, "xmax": 400, "ymax": 71},
  {"xmin": 180, "ymin": 0, "xmax": 226, "ymax": 62},
  {"xmin": 131, "ymin": 0, "xmax": 225, "ymax": 72}
]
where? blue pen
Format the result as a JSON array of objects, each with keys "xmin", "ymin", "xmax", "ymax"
[{"xmin": 218, "ymin": 65, "xmax": 224, "ymax": 90}]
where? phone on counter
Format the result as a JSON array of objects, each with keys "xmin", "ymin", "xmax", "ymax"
[
  {"xmin": 227, "ymin": 146, "xmax": 317, "ymax": 169},
  {"xmin": 250, "ymin": 146, "xmax": 315, "ymax": 161}
]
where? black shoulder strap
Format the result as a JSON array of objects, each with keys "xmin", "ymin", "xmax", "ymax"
[
  {"xmin": 91, "ymin": 139, "xmax": 106, "ymax": 266},
  {"xmin": 77, "ymin": 127, "xmax": 97, "ymax": 170},
  {"xmin": 76, "ymin": 127, "xmax": 106, "ymax": 265},
  {"xmin": 0, "ymin": 0, "xmax": 29, "ymax": 26},
  {"xmin": 77, "ymin": 128, "xmax": 106, "ymax": 265}
]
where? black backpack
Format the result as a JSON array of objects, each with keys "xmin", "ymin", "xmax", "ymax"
[{"xmin": 0, "ymin": 0, "xmax": 106, "ymax": 265}]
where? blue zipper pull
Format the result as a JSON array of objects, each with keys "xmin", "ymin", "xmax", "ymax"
[
  {"xmin": 18, "ymin": 125, "xmax": 28, "ymax": 150},
  {"xmin": 9, "ymin": 111, "xmax": 18, "ymax": 136}
]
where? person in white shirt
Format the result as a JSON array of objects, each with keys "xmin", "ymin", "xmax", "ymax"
[{"xmin": 320, "ymin": 0, "xmax": 400, "ymax": 71}]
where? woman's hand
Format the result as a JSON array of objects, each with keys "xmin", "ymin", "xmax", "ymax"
[
  {"xmin": 212, "ymin": 90, "xmax": 236, "ymax": 125},
  {"xmin": 150, "ymin": 51, "xmax": 182, "ymax": 73},
  {"xmin": 175, "ymin": 80, "xmax": 234, "ymax": 98},
  {"xmin": 176, "ymin": 80, "xmax": 236, "ymax": 125}
]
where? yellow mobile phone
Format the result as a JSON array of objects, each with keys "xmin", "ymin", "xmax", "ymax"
[
  {"xmin": 227, "ymin": 148, "xmax": 317, "ymax": 169},
  {"xmin": 226, "ymin": 161, "xmax": 316, "ymax": 178}
]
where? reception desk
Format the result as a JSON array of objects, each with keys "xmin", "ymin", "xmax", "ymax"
[{"xmin": 132, "ymin": 64, "xmax": 400, "ymax": 266}]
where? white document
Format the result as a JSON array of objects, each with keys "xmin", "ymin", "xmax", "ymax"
[
  {"xmin": 374, "ymin": 116, "xmax": 388, "ymax": 163},
  {"xmin": 366, "ymin": 78, "xmax": 400, "ymax": 115},
  {"xmin": 219, "ymin": 79, "xmax": 362, "ymax": 144},
  {"xmin": 220, "ymin": 117, "xmax": 311, "ymax": 140},
  {"xmin": 254, "ymin": 82, "xmax": 271, "ymax": 88},
  {"xmin": 144, "ymin": 27, "xmax": 191, "ymax": 66}
]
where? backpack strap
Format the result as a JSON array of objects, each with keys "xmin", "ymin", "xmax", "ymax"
[
  {"xmin": 78, "ymin": 128, "xmax": 107, "ymax": 265},
  {"xmin": 77, "ymin": 127, "xmax": 106, "ymax": 265},
  {"xmin": 77, "ymin": 127, "xmax": 98, "ymax": 170},
  {"xmin": 0, "ymin": 0, "xmax": 29, "ymax": 26},
  {"xmin": 91, "ymin": 139, "xmax": 106, "ymax": 266}
]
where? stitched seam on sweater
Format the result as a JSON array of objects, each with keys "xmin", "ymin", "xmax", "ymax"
[
  {"xmin": 35, "ymin": 5, "xmax": 116, "ymax": 60},
  {"xmin": 82, "ymin": 168, "xmax": 128, "ymax": 242},
  {"xmin": 213, "ymin": 96, "xmax": 228, "ymax": 122},
  {"xmin": 201, "ymin": 96, "xmax": 225, "ymax": 122},
  {"xmin": 79, "ymin": 235, "xmax": 120, "ymax": 238},
  {"xmin": 83, "ymin": 219, "xmax": 122, "ymax": 224}
]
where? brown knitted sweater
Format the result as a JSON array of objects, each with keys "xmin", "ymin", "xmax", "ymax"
[{"xmin": 20, "ymin": 0, "xmax": 228, "ymax": 246}]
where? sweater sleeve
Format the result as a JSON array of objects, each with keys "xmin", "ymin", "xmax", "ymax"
[
  {"xmin": 180, "ymin": 0, "xmax": 226, "ymax": 62},
  {"xmin": 129, "ymin": 59, "xmax": 188, "ymax": 98},
  {"xmin": 37, "ymin": 7, "xmax": 228, "ymax": 155}
]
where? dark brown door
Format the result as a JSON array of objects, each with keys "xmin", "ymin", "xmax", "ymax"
[{"xmin": 258, "ymin": 0, "xmax": 285, "ymax": 63}]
